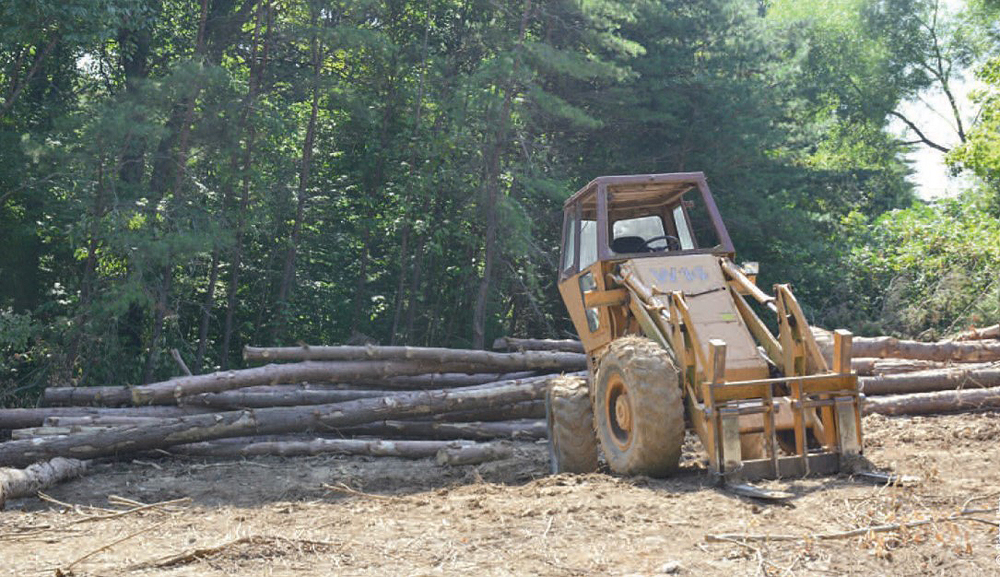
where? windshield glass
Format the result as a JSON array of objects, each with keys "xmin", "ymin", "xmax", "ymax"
[{"xmin": 610, "ymin": 215, "xmax": 665, "ymax": 254}]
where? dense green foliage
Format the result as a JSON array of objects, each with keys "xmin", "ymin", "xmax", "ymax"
[
  {"xmin": 841, "ymin": 190, "xmax": 1000, "ymax": 338},
  {"xmin": 1, "ymin": 0, "xmax": 997, "ymax": 399}
]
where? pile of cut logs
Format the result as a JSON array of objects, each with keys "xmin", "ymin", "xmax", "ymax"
[
  {"xmin": 0, "ymin": 345, "xmax": 589, "ymax": 506},
  {"xmin": 2, "ymin": 324, "xmax": 999, "ymax": 506}
]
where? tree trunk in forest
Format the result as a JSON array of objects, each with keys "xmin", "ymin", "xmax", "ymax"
[
  {"xmin": 221, "ymin": 3, "xmax": 270, "ymax": 368},
  {"xmin": 863, "ymin": 385, "xmax": 1000, "ymax": 416},
  {"xmin": 272, "ymin": 5, "xmax": 322, "ymax": 343},
  {"xmin": 390, "ymin": 4, "xmax": 432, "ymax": 346},
  {"xmin": 405, "ymin": 235, "xmax": 425, "ymax": 341},
  {"xmin": 859, "ymin": 366, "xmax": 1000, "ymax": 396},
  {"xmin": 195, "ymin": 247, "xmax": 221, "ymax": 371},
  {"xmin": 0, "ymin": 458, "xmax": 88, "ymax": 509},
  {"xmin": 852, "ymin": 337, "xmax": 1000, "ymax": 362},
  {"xmin": 0, "ymin": 378, "xmax": 549, "ymax": 467},
  {"xmin": 472, "ymin": 0, "xmax": 533, "ymax": 349},
  {"xmin": 141, "ymin": 0, "xmax": 211, "ymax": 384}
]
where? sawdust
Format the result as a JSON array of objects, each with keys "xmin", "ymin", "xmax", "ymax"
[{"xmin": 1, "ymin": 411, "xmax": 998, "ymax": 576}]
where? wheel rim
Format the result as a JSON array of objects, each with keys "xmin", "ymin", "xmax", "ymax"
[{"xmin": 605, "ymin": 372, "xmax": 633, "ymax": 451}]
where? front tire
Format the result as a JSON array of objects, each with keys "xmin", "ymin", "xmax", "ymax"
[
  {"xmin": 545, "ymin": 375, "xmax": 599, "ymax": 474},
  {"xmin": 594, "ymin": 336, "xmax": 685, "ymax": 477}
]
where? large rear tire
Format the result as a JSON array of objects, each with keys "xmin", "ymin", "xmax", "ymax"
[
  {"xmin": 594, "ymin": 336, "xmax": 684, "ymax": 477},
  {"xmin": 545, "ymin": 375, "xmax": 599, "ymax": 474}
]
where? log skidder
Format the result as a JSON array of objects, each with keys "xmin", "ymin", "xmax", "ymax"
[{"xmin": 549, "ymin": 172, "xmax": 866, "ymax": 488}]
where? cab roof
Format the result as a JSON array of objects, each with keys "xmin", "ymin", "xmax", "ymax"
[{"xmin": 563, "ymin": 172, "xmax": 708, "ymax": 209}]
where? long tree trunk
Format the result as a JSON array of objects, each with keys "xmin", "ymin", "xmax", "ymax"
[
  {"xmin": 195, "ymin": 247, "xmax": 221, "ymax": 371},
  {"xmin": 0, "ymin": 406, "xmax": 214, "ymax": 430},
  {"xmin": 342, "ymin": 419, "xmax": 545, "ymax": 441},
  {"xmin": 242, "ymin": 344, "xmax": 585, "ymax": 366},
  {"xmin": 390, "ymin": 3, "xmax": 432, "ymax": 345},
  {"xmin": 492, "ymin": 337, "xmax": 585, "ymax": 353},
  {"xmin": 141, "ymin": 0, "xmax": 211, "ymax": 384},
  {"xmin": 0, "ymin": 378, "xmax": 550, "ymax": 467},
  {"xmin": 863, "ymin": 385, "xmax": 1000, "ymax": 416},
  {"xmin": 221, "ymin": 3, "xmax": 271, "ymax": 368},
  {"xmin": 859, "ymin": 366, "xmax": 1000, "ymax": 396},
  {"xmin": 169, "ymin": 437, "xmax": 482, "ymax": 459},
  {"xmin": 852, "ymin": 337, "xmax": 1000, "ymax": 362},
  {"xmin": 41, "ymin": 371, "xmax": 541, "ymax": 407},
  {"xmin": 273, "ymin": 6, "xmax": 322, "ymax": 343},
  {"xmin": 131, "ymin": 362, "xmax": 577, "ymax": 405},
  {"xmin": 472, "ymin": 0, "xmax": 532, "ymax": 349}
]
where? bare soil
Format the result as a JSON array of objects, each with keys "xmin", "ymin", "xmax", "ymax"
[{"xmin": 2, "ymin": 412, "xmax": 999, "ymax": 576}]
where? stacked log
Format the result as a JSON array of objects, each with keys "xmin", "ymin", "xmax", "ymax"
[{"xmin": 0, "ymin": 344, "xmax": 586, "ymax": 482}]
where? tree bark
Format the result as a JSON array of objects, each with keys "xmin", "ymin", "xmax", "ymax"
[
  {"xmin": 344, "ymin": 419, "xmax": 545, "ymax": 441},
  {"xmin": 41, "ymin": 371, "xmax": 542, "ymax": 407},
  {"xmin": 472, "ymin": 0, "xmax": 532, "ymax": 349},
  {"xmin": 44, "ymin": 416, "xmax": 172, "ymax": 427},
  {"xmin": 852, "ymin": 337, "xmax": 1000, "ymax": 362},
  {"xmin": 184, "ymin": 387, "xmax": 398, "ymax": 408},
  {"xmin": 0, "ymin": 457, "xmax": 88, "ymax": 509},
  {"xmin": 492, "ymin": 337, "xmax": 585, "ymax": 353},
  {"xmin": 851, "ymin": 358, "xmax": 954, "ymax": 376},
  {"xmin": 170, "ymin": 438, "xmax": 479, "ymax": 459},
  {"xmin": 272, "ymin": 4, "xmax": 322, "ymax": 342},
  {"xmin": 132, "ymin": 361, "xmax": 576, "ymax": 405},
  {"xmin": 859, "ymin": 366, "xmax": 1000, "ymax": 396},
  {"xmin": 243, "ymin": 344, "xmax": 585, "ymax": 367},
  {"xmin": 377, "ymin": 371, "xmax": 536, "ymax": 389},
  {"xmin": 195, "ymin": 247, "xmax": 221, "ymax": 372},
  {"xmin": 221, "ymin": 2, "xmax": 270, "ymax": 369},
  {"xmin": 0, "ymin": 406, "xmax": 214, "ymax": 430},
  {"xmin": 0, "ymin": 377, "xmax": 550, "ymax": 467},
  {"xmin": 436, "ymin": 442, "xmax": 513, "ymax": 466},
  {"xmin": 863, "ymin": 386, "xmax": 1000, "ymax": 416},
  {"xmin": 423, "ymin": 400, "xmax": 544, "ymax": 422},
  {"xmin": 953, "ymin": 324, "xmax": 999, "ymax": 341}
]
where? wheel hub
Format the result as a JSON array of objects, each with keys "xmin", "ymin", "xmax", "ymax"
[
  {"xmin": 605, "ymin": 374, "xmax": 633, "ymax": 450},
  {"xmin": 615, "ymin": 393, "xmax": 631, "ymax": 431}
]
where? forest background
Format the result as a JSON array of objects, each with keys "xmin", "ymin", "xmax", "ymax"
[{"xmin": 1, "ymin": 0, "xmax": 999, "ymax": 400}]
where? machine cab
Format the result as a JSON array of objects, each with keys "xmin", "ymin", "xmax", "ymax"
[{"xmin": 558, "ymin": 172, "xmax": 736, "ymax": 353}]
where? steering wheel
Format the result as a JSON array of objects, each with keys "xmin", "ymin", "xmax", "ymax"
[{"xmin": 641, "ymin": 234, "xmax": 680, "ymax": 252}]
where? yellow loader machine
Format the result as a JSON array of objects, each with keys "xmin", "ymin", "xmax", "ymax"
[{"xmin": 547, "ymin": 172, "xmax": 864, "ymax": 486}]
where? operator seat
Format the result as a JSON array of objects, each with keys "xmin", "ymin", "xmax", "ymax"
[{"xmin": 610, "ymin": 236, "xmax": 647, "ymax": 254}]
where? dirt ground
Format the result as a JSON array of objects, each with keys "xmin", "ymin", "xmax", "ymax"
[{"xmin": 2, "ymin": 411, "xmax": 999, "ymax": 576}]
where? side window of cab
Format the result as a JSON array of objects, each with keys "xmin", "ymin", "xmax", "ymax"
[{"xmin": 561, "ymin": 207, "xmax": 578, "ymax": 276}]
